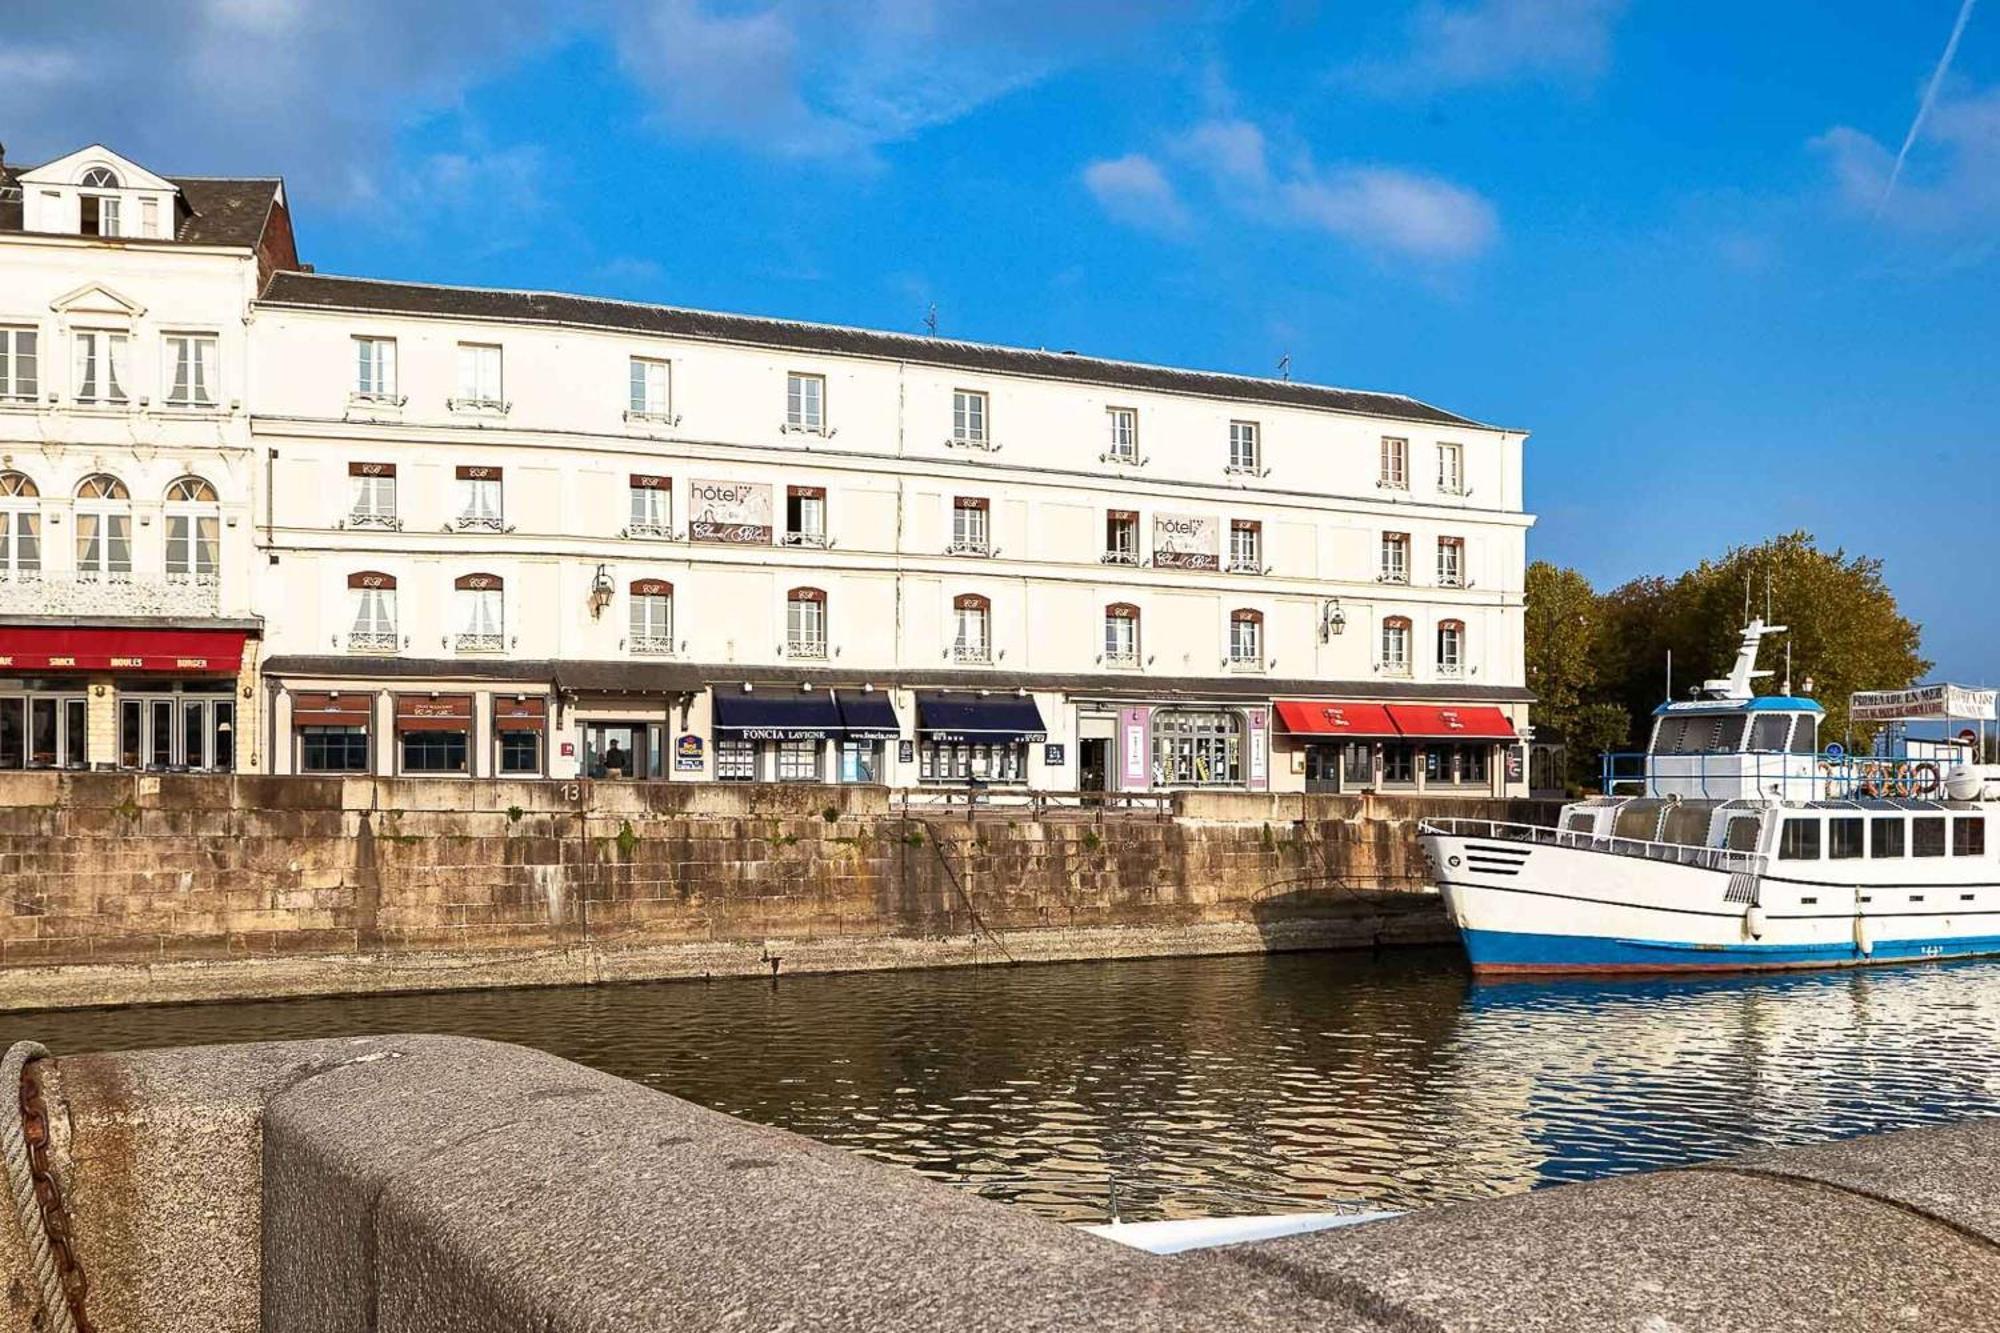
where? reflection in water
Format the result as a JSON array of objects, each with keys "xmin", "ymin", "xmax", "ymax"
[{"xmin": 10, "ymin": 950, "xmax": 2000, "ymax": 1222}]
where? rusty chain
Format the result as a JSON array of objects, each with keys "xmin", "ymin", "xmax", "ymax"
[{"xmin": 18, "ymin": 1059, "xmax": 91, "ymax": 1333}]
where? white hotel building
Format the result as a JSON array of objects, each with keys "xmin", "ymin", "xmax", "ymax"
[{"xmin": 1, "ymin": 145, "xmax": 1535, "ymax": 796}]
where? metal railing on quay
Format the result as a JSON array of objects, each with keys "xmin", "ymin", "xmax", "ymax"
[{"xmin": 1601, "ymin": 751, "xmax": 1950, "ymax": 802}]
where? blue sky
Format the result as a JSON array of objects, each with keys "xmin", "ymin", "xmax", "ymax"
[{"xmin": 5, "ymin": 1, "xmax": 1997, "ymax": 678}]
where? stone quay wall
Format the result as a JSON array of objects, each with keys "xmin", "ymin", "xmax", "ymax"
[{"xmin": 0, "ymin": 774, "xmax": 1556, "ymax": 1009}]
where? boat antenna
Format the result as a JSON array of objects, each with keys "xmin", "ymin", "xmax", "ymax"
[
  {"xmin": 1743, "ymin": 576, "xmax": 1752, "ymax": 626},
  {"xmin": 1783, "ymin": 641, "xmax": 1793, "ymax": 696},
  {"xmin": 1665, "ymin": 649, "xmax": 1673, "ymax": 705}
]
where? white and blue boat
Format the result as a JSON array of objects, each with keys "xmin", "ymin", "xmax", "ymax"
[{"xmin": 1421, "ymin": 620, "xmax": 2000, "ymax": 974}]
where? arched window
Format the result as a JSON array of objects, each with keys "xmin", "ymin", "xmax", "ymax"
[
  {"xmin": 454, "ymin": 573, "xmax": 504, "ymax": 652},
  {"xmin": 1104, "ymin": 603, "xmax": 1140, "ymax": 666},
  {"xmin": 1380, "ymin": 616, "xmax": 1412, "ymax": 675},
  {"xmin": 630, "ymin": 579, "xmax": 674, "ymax": 654},
  {"xmin": 348, "ymin": 572, "xmax": 397, "ymax": 653},
  {"xmin": 77, "ymin": 168, "xmax": 122, "ymax": 237},
  {"xmin": 952, "ymin": 593, "xmax": 991, "ymax": 663},
  {"xmin": 786, "ymin": 587, "xmax": 827, "ymax": 659},
  {"xmin": 1228, "ymin": 608, "xmax": 1264, "ymax": 668},
  {"xmin": 1436, "ymin": 619, "xmax": 1466, "ymax": 676},
  {"xmin": 75, "ymin": 474, "xmax": 131, "ymax": 578},
  {"xmin": 0, "ymin": 473, "xmax": 40, "ymax": 578},
  {"xmin": 164, "ymin": 476, "xmax": 220, "ymax": 580}
]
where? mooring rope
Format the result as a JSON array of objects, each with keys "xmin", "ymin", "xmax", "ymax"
[{"xmin": 1, "ymin": 1040, "xmax": 76, "ymax": 1333}]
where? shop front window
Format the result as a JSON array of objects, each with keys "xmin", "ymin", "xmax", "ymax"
[
  {"xmin": 1150, "ymin": 710, "xmax": 1243, "ymax": 787},
  {"xmin": 716, "ymin": 739, "xmax": 757, "ymax": 782},
  {"xmin": 775, "ymin": 739, "xmax": 822, "ymax": 782},
  {"xmin": 839, "ymin": 740, "xmax": 881, "ymax": 784},
  {"xmin": 300, "ymin": 727, "xmax": 369, "ymax": 773},
  {"xmin": 1382, "ymin": 743, "xmax": 1417, "ymax": 785},
  {"xmin": 401, "ymin": 731, "xmax": 468, "ymax": 774},
  {"xmin": 919, "ymin": 741, "xmax": 1026, "ymax": 783}
]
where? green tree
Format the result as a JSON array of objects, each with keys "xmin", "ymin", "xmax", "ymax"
[
  {"xmin": 1524, "ymin": 561, "xmax": 1630, "ymax": 789},
  {"xmin": 1594, "ymin": 532, "xmax": 1929, "ymax": 747}
]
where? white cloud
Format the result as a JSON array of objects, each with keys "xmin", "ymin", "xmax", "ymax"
[
  {"xmin": 1082, "ymin": 154, "xmax": 1189, "ymax": 232},
  {"xmin": 1814, "ymin": 84, "xmax": 2000, "ymax": 235},
  {"xmin": 1278, "ymin": 167, "xmax": 1497, "ymax": 259},
  {"xmin": 1093, "ymin": 116, "xmax": 1499, "ymax": 261},
  {"xmin": 1349, "ymin": 0, "xmax": 1627, "ymax": 94}
]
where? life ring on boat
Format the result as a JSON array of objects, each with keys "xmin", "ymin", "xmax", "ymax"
[{"xmin": 1911, "ymin": 762, "xmax": 1942, "ymax": 797}]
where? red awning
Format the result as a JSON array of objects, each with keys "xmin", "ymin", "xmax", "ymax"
[
  {"xmin": 0, "ymin": 627, "xmax": 248, "ymax": 674},
  {"xmin": 1274, "ymin": 700, "xmax": 1398, "ymax": 737},
  {"xmin": 1384, "ymin": 704, "xmax": 1517, "ymax": 740}
]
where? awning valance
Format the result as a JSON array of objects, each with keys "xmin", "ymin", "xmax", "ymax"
[
  {"xmin": 1385, "ymin": 704, "xmax": 1516, "ymax": 741},
  {"xmin": 0, "ymin": 627, "xmax": 247, "ymax": 674},
  {"xmin": 835, "ymin": 690, "xmax": 901, "ymax": 741},
  {"xmin": 1274, "ymin": 700, "xmax": 1397, "ymax": 737},
  {"xmin": 916, "ymin": 693, "xmax": 1049, "ymax": 744},
  {"xmin": 1275, "ymin": 700, "xmax": 1515, "ymax": 742},
  {"xmin": 713, "ymin": 691, "xmax": 842, "ymax": 741}
]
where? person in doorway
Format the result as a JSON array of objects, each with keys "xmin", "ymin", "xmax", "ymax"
[{"xmin": 603, "ymin": 739, "xmax": 629, "ymax": 779}]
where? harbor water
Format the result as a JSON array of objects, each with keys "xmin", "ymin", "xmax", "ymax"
[{"xmin": 12, "ymin": 948, "xmax": 2000, "ymax": 1222}]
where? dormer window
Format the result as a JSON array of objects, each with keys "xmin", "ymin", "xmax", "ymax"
[{"xmin": 79, "ymin": 168, "xmax": 122, "ymax": 237}]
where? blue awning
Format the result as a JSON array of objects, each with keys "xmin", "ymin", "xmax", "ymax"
[
  {"xmin": 835, "ymin": 690, "xmax": 901, "ymax": 741},
  {"xmin": 916, "ymin": 693, "xmax": 1049, "ymax": 744},
  {"xmin": 713, "ymin": 692, "xmax": 842, "ymax": 741}
]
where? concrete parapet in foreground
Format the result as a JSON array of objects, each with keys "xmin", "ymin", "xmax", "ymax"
[{"xmin": 6, "ymin": 1035, "xmax": 1997, "ymax": 1331}]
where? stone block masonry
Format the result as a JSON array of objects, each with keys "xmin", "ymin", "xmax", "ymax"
[{"xmin": 0, "ymin": 774, "xmax": 1555, "ymax": 1010}]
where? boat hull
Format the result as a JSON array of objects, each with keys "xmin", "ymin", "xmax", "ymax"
[{"xmin": 1424, "ymin": 829, "xmax": 2000, "ymax": 977}]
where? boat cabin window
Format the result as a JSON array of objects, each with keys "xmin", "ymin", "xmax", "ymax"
[
  {"xmin": 1563, "ymin": 812, "xmax": 1595, "ymax": 835},
  {"xmin": 1954, "ymin": 817, "xmax": 1986, "ymax": 857},
  {"xmin": 1723, "ymin": 815, "xmax": 1761, "ymax": 852},
  {"xmin": 1749, "ymin": 714, "xmax": 1791, "ymax": 752},
  {"xmin": 1778, "ymin": 819, "xmax": 1820, "ymax": 860},
  {"xmin": 1788, "ymin": 715, "xmax": 1819, "ymax": 755},
  {"xmin": 1614, "ymin": 803, "xmax": 1665, "ymax": 842},
  {"xmin": 1651, "ymin": 714, "xmax": 1748, "ymax": 755},
  {"xmin": 1828, "ymin": 818, "xmax": 1864, "ymax": 860},
  {"xmin": 1870, "ymin": 818, "xmax": 1905, "ymax": 858},
  {"xmin": 1912, "ymin": 817, "xmax": 1947, "ymax": 858}
]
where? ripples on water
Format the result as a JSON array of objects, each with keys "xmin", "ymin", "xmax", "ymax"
[{"xmin": 9, "ymin": 949, "xmax": 2000, "ymax": 1222}]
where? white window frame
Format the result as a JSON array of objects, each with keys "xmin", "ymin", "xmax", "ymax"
[
  {"xmin": 951, "ymin": 389, "xmax": 989, "ymax": 446},
  {"xmin": 457, "ymin": 475, "xmax": 504, "ymax": 531},
  {"xmin": 1379, "ymin": 436, "xmax": 1409, "ymax": 490},
  {"xmin": 953, "ymin": 603, "xmax": 991, "ymax": 663},
  {"xmin": 457, "ymin": 587, "xmax": 504, "ymax": 651},
  {"xmin": 74, "ymin": 477, "xmax": 132, "ymax": 579},
  {"xmin": 73, "ymin": 330, "xmax": 130, "ymax": 406},
  {"xmin": 1104, "ymin": 610, "xmax": 1139, "ymax": 665},
  {"xmin": 162, "ymin": 333, "xmax": 219, "ymax": 408},
  {"xmin": 0, "ymin": 475, "xmax": 41, "ymax": 578},
  {"xmin": 784, "ymin": 492, "xmax": 827, "ymax": 547},
  {"xmin": 350, "ymin": 586, "xmax": 398, "ymax": 653},
  {"xmin": 1104, "ymin": 512, "xmax": 1139, "ymax": 565},
  {"xmin": 353, "ymin": 337, "xmax": 400, "ymax": 402},
  {"xmin": 453, "ymin": 343, "xmax": 505, "ymax": 411},
  {"xmin": 629, "ymin": 483, "xmax": 672, "ymax": 538},
  {"xmin": 630, "ymin": 592, "xmax": 674, "ymax": 654},
  {"xmin": 0, "ymin": 328, "xmax": 38, "ymax": 403},
  {"xmin": 1380, "ymin": 620, "xmax": 1411, "ymax": 675},
  {"xmin": 163, "ymin": 479, "xmax": 220, "ymax": 581},
  {"xmin": 1228, "ymin": 420, "xmax": 1260, "ymax": 473},
  {"xmin": 628, "ymin": 357, "xmax": 673, "ymax": 421},
  {"xmin": 1107, "ymin": 407, "xmax": 1138, "ymax": 461},
  {"xmin": 786, "ymin": 595, "xmax": 828, "ymax": 659},
  {"xmin": 1437, "ymin": 537, "xmax": 1465, "ymax": 588},
  {"xmin": 1228, "ymin": 615, "xmax": 1262, "ymax": 668},
  {"xmin": 1228, "ymin": 523, "xmax": 1261, "ymax": 574},
  {"xmin": 950, "ymin": 501, "xmax": 989, "ymax": 555},
  {"xmin": 350, "ymin": 471, "xmax": 399, "ymax": 530},
  {"xmin": 1380, "ymin": 533, "xmax": 1410, "ymax": 585},
  {"xmin": 786, "ymin": 372, "xmax": 826, "ymax": 433},
  {"xmin": 1438, "ymin": 442, "xmax": 1465, "ymax": 495},
  {"xmin": 1437, "ymin": 622, "xmax": 1465, "ymax": 676}
]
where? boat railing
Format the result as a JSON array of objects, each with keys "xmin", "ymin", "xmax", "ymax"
[
  {"xmin": 1420, "ymin": 817, "xmax": 1765, "ymax": 876},
  {"xmin": 1600, "ymin": 751, "xmax": 1948, "ymax": 802}
]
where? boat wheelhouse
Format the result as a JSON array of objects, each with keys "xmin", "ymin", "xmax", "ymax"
[{"xmin": 1419, "ymin": 621, "xmax": 2000, "ymax": 974}]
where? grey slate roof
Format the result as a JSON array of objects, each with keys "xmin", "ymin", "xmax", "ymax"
[
  {"xmin": 257, "ymin": 271, "xmax": 1499, "ymax": 429},
  {"xmin": 0, "ymin": 162, "xmax": 281, "ymax": 249}
]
